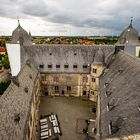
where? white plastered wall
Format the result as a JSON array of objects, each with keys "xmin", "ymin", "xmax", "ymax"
[
  {"xmin": 6, "ymin": 44, "xmax": 21, "ymax": 76},
  {"xmin": 136, "ymin": 46, "xmax": 140, "ymax": 57}
]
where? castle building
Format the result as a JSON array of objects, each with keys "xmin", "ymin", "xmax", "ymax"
[{"xmin": 0, "ymin": 19, "xmax": 140, "ymax": 140}]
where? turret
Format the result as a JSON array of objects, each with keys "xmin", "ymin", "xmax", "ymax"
[{"xmin": 89, "ymin": 48, "xmax": 105, "ymax": 102}]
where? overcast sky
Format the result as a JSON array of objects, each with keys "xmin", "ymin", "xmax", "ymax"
[{"xmin": 0, "ymin": 0, "xmax": 140, "ymax": 36}]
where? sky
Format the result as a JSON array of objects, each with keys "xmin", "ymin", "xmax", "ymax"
[{"xmin": 0, "ymin": 0, "xmax": 140, "ymax": 36}]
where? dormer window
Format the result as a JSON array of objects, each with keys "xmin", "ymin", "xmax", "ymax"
[
  {"xmin": 73, "ymin": 64, "xmax": 78, "ymax": 68},
  {"xmin": 118, "ymin": 67, "xmax": 123, "ymax": 73},
  {"xmin": 107, "ymin": 98, "xmax": 118, "ymax": 111},
  {"xmin": 108, "ymin": 118, "xmax": 123, "ymax": 135},
  {"xmin": 48, "ymin": 64, "xmax": 52, "ymax": 68},
  {"xmin": 93, "ymin": 68, "xmax": 97, "ymax": 73},
  {"xmin": 105, "ymin": 90, "xmax": 112, "ymax": 97},
  {"xmin": 56, "ymin": 65, "xmax": 60, "ymax": 68},
  {"xmin": 83, "ymin": 65, "xmax": 88, "ymax": 69},
  {"xmin": 39, "ymin": 64, "xmax": 44, "ymax": 68},
  {"xmin": 14, "ymin": 113, "xmax": 20, "ymax": 123},
  {"xmin": 64, "ymin": 64, "xmax": 69, "ymax": 68},
  {"xmin": 24, "ymin": 87, "xmax": 28, "ymax": 93}
]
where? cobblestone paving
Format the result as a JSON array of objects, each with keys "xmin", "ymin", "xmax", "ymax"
[{"xmin": 40, "ymin": 96, "xmax": 96, "ymax": 140}]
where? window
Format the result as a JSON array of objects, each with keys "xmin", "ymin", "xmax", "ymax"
[
  {"xmin": 55, "ymin": 86, "xmax": 59, "ymax": 91},
  {"xmin": 54, "ymin": 77, "xmax": 59, "ymax": 82},
  {"xmin": 66, "ymin": 76, "xmax": 71, "ymax": 82},
  {"xmin": 67, "ymin": 86, "xmax": 71, "ymax": 91},
  {"xmin": 74, "ymin": 52, "xmax": 77, "ymax": 55},
  {"xmin": 41, "ymin": 75, "xmax": 46, "ymax": 81},
  {"xmin": 83, "ymin": 77, "xmax": 88, "ymax": 82},
  {"xmin": 28, "ymin": 125, "xmax": 30, "ymax": 138},
  {"xmin": 56, "ymin": 65, "xmax": 60, "ymax": 68},
  {"xmin": 39, "ymin": 64, "xmax": 44, "ymax": 68},
  {"xmin": 30, "ymin": 114, "xmax": 32, "ymax": 124},
  {"xmin": 48, "ymin": 64, "xmax": 52, "ymax": 68},
  {"xmin": 83, "ymin": 65, "xmax": 88, "ymax": 68},
  {"xmin": 92, "ymin": 78, "xmax": 96, "ymax": 82},
  {"xmin": 49, "ymin": 53, "xmax": 52, "ymax": 55},
  {"xmin": 24, "ymin": 87, "xmax": 28, "ymax": 93},
  {"xmin": 64, "ymin": 64, "xmax": 69, "ymax": 68},
  {"xmin": 73, "ymin": 64, "xmax": 78, "ymax": 68},
  {"xmin": 93, "ymin": 68, "xmax": 97, "ymax": 73}
]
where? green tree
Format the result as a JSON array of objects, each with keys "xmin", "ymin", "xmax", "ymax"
[
  {"xmin": 1, "ymin": 54, "xmax": 10, "ymax": 69},
  {"xmin": 0, "ymin": 81, "xmax": 11, "ymax": 95},
  {"xmin": 0, "ymin": 39, "xmax": 6, "ymax": 48}
]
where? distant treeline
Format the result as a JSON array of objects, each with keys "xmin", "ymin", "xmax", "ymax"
[{"xmin": 1, "ymin": 36, "xmax": 140, "ymax": 45}]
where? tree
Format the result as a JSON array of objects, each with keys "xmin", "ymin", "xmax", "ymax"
[
  {"xmin": 1, "ymin": 54, "xmax": 10, "ymax": 69},
  {"xmin": 0, "ymin": 81, "xmax": 11, "ymax": 95}
]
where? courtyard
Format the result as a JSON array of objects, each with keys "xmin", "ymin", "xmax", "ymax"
[{"xmin": 39, "ymin": 96, "xmax": 96, "ymax": 140}]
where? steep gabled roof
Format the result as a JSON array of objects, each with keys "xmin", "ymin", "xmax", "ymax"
[
  {"xmin": 99, "ymin": 51, "xmax": 140, "ymax": 139},
  {"xmin": 0, "ymin": 61, "xmax": 39, "ymax": 140},
  {"xmin": 22, "ymin": 44, "xmax": 115, "ymax": 73}
]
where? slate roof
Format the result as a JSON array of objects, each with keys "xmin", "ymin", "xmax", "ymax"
[
  {"xmin": 22, "ymin": 44, "xmax": 115, "ymax": 73},
  {"xmin": 93, "ymin": 48, "xmax": 104, "ymax": 64},
  {"xmin": 0, "ymin": 61, "xmax": 39, "ymax": 140},
  {"xmin": 99, "ymin": 51, "xmax": 140, "ymax": 139}
]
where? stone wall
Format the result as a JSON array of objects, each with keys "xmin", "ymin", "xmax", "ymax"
[{"xmin": 41, "ymin": 73, "xmax": 90, "ymax": 97}]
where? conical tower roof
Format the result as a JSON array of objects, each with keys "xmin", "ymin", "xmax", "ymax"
[
  {"xmin": 93, "ymin": 48, "xmax": 104, "ymax": 64},
  {"xmin": 116, "ymin": 18, "xmax": 140, "ymax": 46},
  {"xmin": 11, "ymin": 20, "xmax": 32, "ymax": 46}
]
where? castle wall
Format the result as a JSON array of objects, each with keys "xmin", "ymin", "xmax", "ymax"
[{"xmin": 41, "ymin": 73, "xmax": 90, "ymax": 97}]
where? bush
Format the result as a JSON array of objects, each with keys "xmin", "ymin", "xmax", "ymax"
[
  {"xmin": 1, "ymin": 54, "xmax": 10, "ymax": 69},
  {"xmin": 0, "ymin": 80, "xmax": 11, "ymax": 95}
]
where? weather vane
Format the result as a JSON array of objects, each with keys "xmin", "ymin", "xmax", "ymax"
[
  {"xmin": 17, "ymin": 16, "xmax": 20, "ymax": 25},
  {"xmin": 131, "ymin": 16, "xmax": 133, "ymax": 24}
]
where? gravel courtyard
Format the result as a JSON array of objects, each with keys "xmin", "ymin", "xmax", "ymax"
[{"xmin": 39, "ymin": 96, "xmax": 96, "ymax": 140}]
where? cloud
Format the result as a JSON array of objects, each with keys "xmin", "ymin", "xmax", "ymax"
[{"xmin": 0, "ymin": 0, "xmax": 140, "ymax": 35}]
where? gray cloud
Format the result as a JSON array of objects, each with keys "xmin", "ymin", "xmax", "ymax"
[
  {"xmin": 21, "ymin": 0, "xmax": 50, "ymax": 17},
  {"xmin": 0, "ymin": 0, "xmax": 140, "ymax": 35}
]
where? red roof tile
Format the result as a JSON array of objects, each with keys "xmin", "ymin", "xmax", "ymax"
[{"xmin": 0, "ymin": 47, "xmax": 6, "ymax": 52}]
